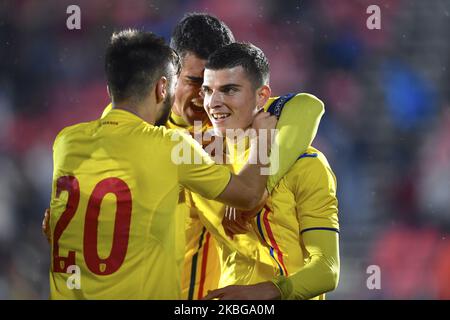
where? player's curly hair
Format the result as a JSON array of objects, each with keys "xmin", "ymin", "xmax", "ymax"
[
  {"xmin": 105, "ymin": 29, "xmax": 180, "ymax": 103},
  {"xmin": 206, "ymin": 42, "xmax": 270, "ymax": 88},
  {"xmin": 170, "ymin": 13, "xmax": 235, "ymax": 60}
]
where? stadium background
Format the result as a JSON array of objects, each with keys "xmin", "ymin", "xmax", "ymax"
[{"xmin": 0, "ymin": 0, "xmax": 449, "ymax": 299}]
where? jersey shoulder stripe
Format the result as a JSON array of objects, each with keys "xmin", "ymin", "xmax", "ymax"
[{"xmin": 266, "ymin": 93, "xmax": 295, "ymax": 118}]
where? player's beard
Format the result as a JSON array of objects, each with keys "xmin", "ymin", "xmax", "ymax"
[{"xmin": 155, "ymin": 94, "xmax": 174, "ymax": 126}]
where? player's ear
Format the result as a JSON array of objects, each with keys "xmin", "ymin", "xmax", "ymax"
[
  {"xmin": 256, "ymin": 84, "xmax": 271, "ymax": 109},
  {"xmin": 155, "ymin": 76, "xmax": 168, "ymax": 104},
  {"xmin": 106, "ymin": 85, "xmax": 112, "ymax": 98}
]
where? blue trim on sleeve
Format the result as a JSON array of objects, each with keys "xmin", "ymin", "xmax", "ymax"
[
  {"xmin": 297, "ymin": 152, "xmax": 318, "ymax": 160},
  {"xmin": 300, "ymin": 227, "xmax": 340, "ymax": 234},
  {"xmin": 267, "ymin": 93, "xmax": 295, "ymax": 119}
]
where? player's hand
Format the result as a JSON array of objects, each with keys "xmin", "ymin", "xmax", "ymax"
[
  {"xmin": 202, "ymin": 282, "xmax": 281, "ymax": 300},
  {"xmin": 251, "ymin": 111, "xmax": 277, "ymax": 132},
  {"xmin": 222, "ymin": 206, "xmax": 251, "ymax": 239},
  {"xmin": 222, "ymin": 189, "xmax": 268, "ymax": 238},
  {"xmin": 42, "ymin": 208, "xmax": 51, "ymax": 244},
  {"xmin": 250, "ymin": 112, "xmax": 277, "ymax": 159}
]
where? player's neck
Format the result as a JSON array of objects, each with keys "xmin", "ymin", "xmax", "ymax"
[
  {"xmin": 112, "ymin": 99, "xmax": 157, "ymax": 125},
  {"xmin": 171, "ymin": 102, "xmax": 184, "ymax": 119}
]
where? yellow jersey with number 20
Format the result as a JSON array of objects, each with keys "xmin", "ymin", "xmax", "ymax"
[{"xmin": 49, "ymin": 108, "xmax": 231, "ymax": 300}]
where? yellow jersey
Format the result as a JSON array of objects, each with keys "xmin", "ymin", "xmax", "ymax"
[
  {"xmin": 256, "ymin": 146, "xmax": 339, "ymax": 299},
  {"xmin": 49, "ymin": 108, "xmax": 231, "ymax": 299},
  {"xmin": 97, "ymin": 92, "xmax": 325, "ymax": 298},
  {"xmin": 190, "ymin": 148, "xmax": 278, "ymax": 287},
  {"xmin": 188, "ymin": 93, "xmax": 326, "ymax": 288},
  {"xmin": 102, "ymin": 104, "xmax": 222, "ymax": 300}
]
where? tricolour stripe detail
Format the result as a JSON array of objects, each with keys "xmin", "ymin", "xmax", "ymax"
[
  {"xmin": 256, "ymin": 211, "xmax": 267, "ymax": 243},
  {"xmin": 269, "ymin": 247, "xmax": 284, "ymax": 276},
  {"xmin": 197, "ymin": 232, "xmax": 211, "ymax": 299},
  {"xmin": 188, "ymin": 227, "xmax": 207, "ymax": 300},
  {"xmin": 262, "ymin": 206, "xmax": 289, "ymax": 276},
  {"xmin": 256, "ymin": 211, "xmax": 283, "ymax": 275}
]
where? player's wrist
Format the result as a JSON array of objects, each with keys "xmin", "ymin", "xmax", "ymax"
[
  {"xmin": 247, "ymin": 136, "xmax": 271, "ymax": 170},
  {"xmin": 255, "ymin": 281, "xmax": 282, "ymax": 300},
  {"xmin": 271, "ymin": 275, "xmax": 292, "ymax": 300}
]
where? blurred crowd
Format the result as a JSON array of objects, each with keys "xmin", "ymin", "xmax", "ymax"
[{"xmin": 0, "ymin": 0, "xmax": 448, "ymax": 299}]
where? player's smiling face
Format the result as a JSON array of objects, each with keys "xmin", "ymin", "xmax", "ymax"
[
  {"xmin": 202, "ymin": 66, "xmax": 261, "ymax": 136},
  {"xmin": 172, "ymin": 52, "xmax": 209, "ymax": 125}
]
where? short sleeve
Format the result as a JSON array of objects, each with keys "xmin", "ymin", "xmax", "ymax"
[
  {"xmin": 286, "ymin": 153, "xmax": 339, "ymax": 233},
  {"xmin": 266, "ymin": 93, "xmax": 324, "ymax": 192}
]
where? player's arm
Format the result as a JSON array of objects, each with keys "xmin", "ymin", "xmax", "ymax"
[
  {"xmin": 203, "ymin": 230, "xmax": 339, "ymax": 300},
  {"xmin": 271, "ymin": 230, "xmax": 339, "ymax": 299},
  {"xmin": 42, "ymin": 208, "xmax": 51, "ymax": 243},
  {"xmin": 220, "ymin": 94, "xmax": 325, "ymax": 235},
  {"xmin": 206, "ymin": 153, "xmax": 340, "ymax": 300},
  {"xmin": 178, "ymin": 112, "xmax": 276, "ymax": 211},
  {"xmin": 272, "ymin": 153, "xmax": 340, "ymax": 299},
  {"xmin": 214, "ymin": 112, "xmax": 276, "ymax": 209},
  {"xmin": 266, "ymin": 93, "xmax": 324, "ymax": 192}
]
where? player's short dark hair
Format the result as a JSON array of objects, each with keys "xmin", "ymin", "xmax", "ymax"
[
  {"xmin": 170, "ymin": 13, "xmax": 235, "ymax": 60},
  {"xmin": 206, "ymin": 42, "xmax": 270, "ymax": 88},
  {"xmin": 105, "ymin": 29, "xmax": 180, "ymax": 103}
]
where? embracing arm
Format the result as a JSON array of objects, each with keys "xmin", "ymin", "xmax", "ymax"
[
  {"xmin": 271, "ymin": 230, "xmax": 340, "ymax": 299},
  {"xmin": 203, "ymin": 230, "xmax": 339, "ymax": 300},
  {"xmin": 267, "ymin": 93, "xmax": 324, "ymax": 192}
]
